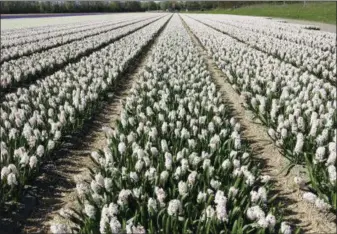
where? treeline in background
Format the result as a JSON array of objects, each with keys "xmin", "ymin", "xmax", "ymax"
[{"xmin": 0, "ymin": 1, "xmax": 301, "ymax": 14}]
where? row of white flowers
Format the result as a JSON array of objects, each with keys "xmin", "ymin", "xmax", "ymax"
[
  {"xmin": 181, "ymin": 15, "xmax": 336, "ymax": 211},
  {"xmin": 0, "ymin": 16, "xmax": 156, "ymax": 63},
  {"xmin": 188, "ymin": 15, "xmax": 336, "ymax": 83},
  {"xmin": 193, "ymin": 14, "xmax": 335, "ymax": 53},
  {"xmin": 0, "ymin": 15, "xmax": 170, "ymax": 209},
  {"xmin": 51, "ymin": 15, "xmax": 289, "ymax": 234},
  {"xmin": 0, "ymin": 14, "xmax": 144, "ymax": 40},
  {"xmin": 1, "ymin": 19, "xmax": 94, "ymax": 38},
  {"xmin": 0, "ymin": 15, "xmax": 165, "ymax": 91},
  {"xmin": 1, "ymin": 14, "xmax": 140, "ymax": 48}
]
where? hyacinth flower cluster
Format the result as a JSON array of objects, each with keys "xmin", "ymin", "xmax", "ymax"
[
  {"xmin": 52, "ymin": 15, "xmax": 290, "ymax": 234},
  {"xmin": 193, "ymin": 14, "xmax": 335, "ymax": 53},
  {"xmin": 1, "ymin": 20, "xmax": 100, "ymax": 47},
  {"xmin": 1, "ymin": 18, "xmax": 107, "ymax": 42},
  {"xmin": 0, "ymin": 15, "xmax": 165, "ymax": 91},
  {"xmin": 191, "ymin": 15, "xmax": 336, "ymax": 84},
  {"xmin": 0, "ymin": 15, "xmax": 170, "ymax": 209},
  {"xmin": 0, "ymin": 14, "xmax": 139, "ymax": 48},
  {"xmin": 1, "ymin": 13, "xmax": 153, "ymax": 43},
  {"xmin": 0, "ymin": 16, "xmax": 155, "ymax": 63},
  {"xmin": 182, "ymin": 15, "xmax": 336, "ymax": 211}
]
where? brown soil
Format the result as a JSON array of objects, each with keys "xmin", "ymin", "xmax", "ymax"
[{"xmin": 181, "ymin": 15, "xmax": 336, "ymax": 234}]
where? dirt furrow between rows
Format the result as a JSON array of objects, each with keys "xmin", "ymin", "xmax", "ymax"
[
  {"xmin": 181, "ymin": 15, "xmax": 336, "ymax": 234},
  {"xmin": 16, "ymin": 17, "xmax": 172, "ymax": 234}
]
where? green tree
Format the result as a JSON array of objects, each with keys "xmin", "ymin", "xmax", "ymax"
[
  {"xmin": 186, "ymin": 1, "xmax": 201, "ymax": 10},
  {"xmin": 124, "ymin": 1, "xmax": 142, "ymax": 12},
  {"xmin": 148, "ymin": 1, "xmax": 157, "ymax": 10},
  {"xmin": 1, "ymin": 2, "xmax": 9, "ymax": 13},
  {"xmin": 109, "ymin": 1, "xmax": 122, "ymax": 12},
  {"xmin": 64, "ymin": 1, "xmax": 75, "ymax": 13},
  {"xmin": 160, "ymin": 1, "xmax": 170, "ymax": 11},
  {"xmin": 199, "ymin": 1, "xmax": 214, "ymax": 10}
]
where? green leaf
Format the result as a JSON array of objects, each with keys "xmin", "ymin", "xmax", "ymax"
[
  {"xmin": 206, "ymin": 220, "xmax": 211, "ymax": 234},
  {"xmin": 268, "ymin": 194, "xmax": 279, "ymax": 203},
  {"xmin": 165, "ymin": 215, "xmax": 170, "ymax": 234},
  {"xmin": 232, "ymin": 219, "xmax": 238, "ymax": 233},
  {"xmin": 183, "ymin": 218, "xmax": 189, "ymax": 234}
]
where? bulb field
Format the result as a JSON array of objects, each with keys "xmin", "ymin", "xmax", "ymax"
[{"xmin": 0, "ymin": 12, "xmax": 336, "ymax": 234}]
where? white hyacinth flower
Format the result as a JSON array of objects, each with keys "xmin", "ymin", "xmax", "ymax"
[
  {"xmin": 167, "ymin": 199, "xmax": 182, "ymax": 216},
  {"xmin": 164, "ymin": 152, "xmax": 173, "ymax": 170},
  {"xmin": 118, "ymin": 142, "xmax": 126, "ymax": 154},
  {"xmin": 1, "ymin": 167, "xmax": 10, "ymax": 180},
  {"xmin": 197, "ymin": 191, "xmax": 207, "ymax": 203},
  {"xmin": 314, "ymin": 146, "xmax": 326, "ymax": 163},
  {"xmin": 265, "ymin": 213, "xmax": 276, "ymax": 229},
  {"xmin": 7, "ymin": 173, "xmax": 18, "ymax": 186},
  {"xmin": 29, "ymin": 155, "xmax": 38, "ymax": 169},
  {"xmin": 131, "ymin": 225, "xmax": 146, "ymax": 234},
  {"xmin": 160, "ymin": 170, "xmax": 169, "ymax": 184},
  {"xmin": 294, "ymin": 133, "xmax": 304, "ymax": 154},
  {"xmin": 147, "ymin": 197, "xmax": 157, "ymax": 213},
  {"xmin": 84, "ymin": 203, "xmax": 96, "ymax": 219},
  {"xmin": 187, "ymin": 171, "xmax": 197, "ymax": 186},
  {"xmin": 178, "ymin": 181, "xmax": 188, "ymax": 196},
  {"xmin": 328, "ymin": 165, "xmax": 336, "ymax": 184},
  {"xmin": 228, "ymin": 186, "xmax": 238, "ymax": 198},
  {"xmin": 280, "ymin": 222, "xmax": 292, "ymax": 234},
  {"xmin": 117, "ymin": 189, "xmax": 132, "ymax": 206},
  {"xmin": 109, "ymin": 217, "xmax": 122, "ymax": 233},
  {"xmin": 155, "ymin": 187, "xmax": 166, "ymax": 206},
  {"xmin": 210, "ymin": 179, "xmax": 221, "ymax": 190},
  {"xmin": 36, "ymin": 145, "xmax": 45, "ymax": 157}
]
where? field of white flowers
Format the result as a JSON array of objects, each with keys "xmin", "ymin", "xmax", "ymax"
[
  {"xmin": 181, "ymin": 14, "xmax": 336, "ymax": 213},
  {"xmin": 0, "ymin": 12, "xmax": 335, "ymax": 233}
]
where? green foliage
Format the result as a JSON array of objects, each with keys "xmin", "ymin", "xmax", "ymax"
[
  {"xmin": 1, "ymin": 1, "xmax": 335, "ymax": 23},
  {"xmin": 0, "ymin": 1, "xmax": 149, "ymax": 14},
  {"xmin": 192, "ymin": 2, "xmax": 337, "ymax": 24}
]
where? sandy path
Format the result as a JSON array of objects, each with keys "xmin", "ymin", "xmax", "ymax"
[
  {"xmin": 180, "ymin": 15, "xmax": 336, "ymax": 234},
  {"xmin": 21, "ymin": 18, "xmax": 171, "ymax": 234}
]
